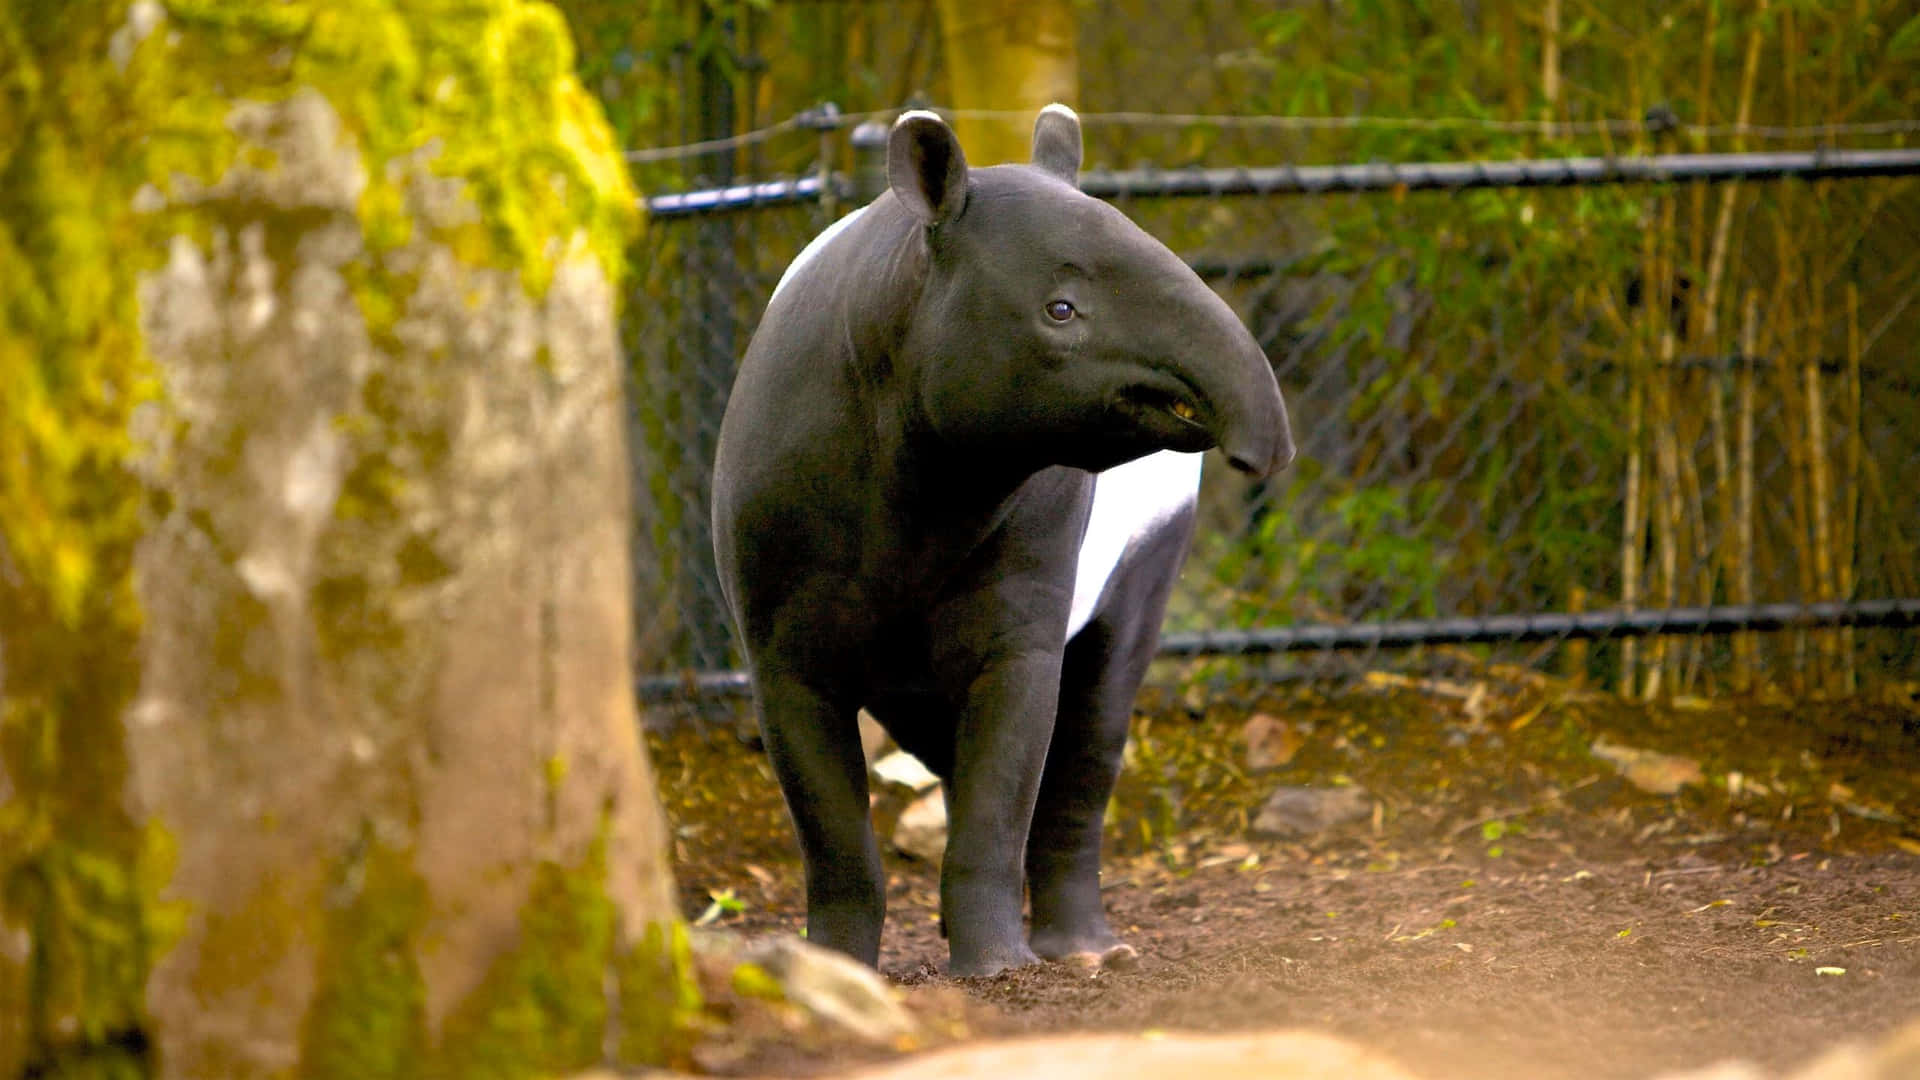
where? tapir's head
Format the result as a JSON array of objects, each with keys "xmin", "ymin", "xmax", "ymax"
[{"xmin": 888, "ymin": 105, "xmax": 1293, "ymax": 476}]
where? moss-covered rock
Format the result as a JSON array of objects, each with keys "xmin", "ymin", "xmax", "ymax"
[{"xmin": 0, "ymin": 2, "xmax": 689, "ymax": 1077}]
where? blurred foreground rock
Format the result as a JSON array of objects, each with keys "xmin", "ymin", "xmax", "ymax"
[
  {"xmin": 742, "ymin": 936, "xmax": 920, "ymax": 1046},
  {"xmin": 570, "ymin": 1015, "xmax": 1920, "ymax": 1079},
  {"xmin": 0, "ymin": 2, "xmax": 682, "ymax": 1076},
  {"xmin": 1651, "ymin": 1015, "xmax": 1920, "ymax": 1079}
]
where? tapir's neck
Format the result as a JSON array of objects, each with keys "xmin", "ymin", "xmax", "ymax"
[
  {"xmin": 832, "ymin": 211, "xmax": 1058, "ymax": 510},
  {"xmin": 777, "ymin": 199, "xmax": 1074, "ymax": 540}
]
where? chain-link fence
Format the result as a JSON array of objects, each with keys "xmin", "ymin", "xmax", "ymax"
[{"xmin": 625, "ymin": 120, "xmax": 1920, "ymax": 707}]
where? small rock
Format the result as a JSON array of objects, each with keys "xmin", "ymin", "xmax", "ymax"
[
  {"xmin": 1590, "ymin": 738, "xmax": 1702, "ymax": 796},
  {"xmin": 858, "ymin": 709, "xmax": 891, "ymax": 764},
  {"xmin": 1241, "ymin": 713, "xmax": 1304, "ymax": 771},
  {"xmin": 893, "ymin": 789, "xmax": 947, "ymax": 863},
  {"xmin": 1251, "ymin": 785, "xmax": 1372, "ymax": 838},
  {"xmin": 873, "ymin": 750, "xmax": 941, "ymax": 793},
  {"xmin": 743, "ymin": 936, "xmax": 919, "ymax": 1045}
]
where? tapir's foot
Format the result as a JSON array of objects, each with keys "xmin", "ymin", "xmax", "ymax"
[
  {"xmin": 946, "ymin": 940, "xmax": 1040, "ymax": 979},
  {"xmin": 1030, "ymin": 927, "xmax": 1139, "ymax": 970},
  {"xmin": 1059, "ymin": 942, "xmax": 1140, "ymax": 970}
]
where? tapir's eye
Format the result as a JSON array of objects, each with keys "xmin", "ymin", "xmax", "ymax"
[{"xmin": 1045, "ymin": 299, "xmax": 1076, "ymax": 322}]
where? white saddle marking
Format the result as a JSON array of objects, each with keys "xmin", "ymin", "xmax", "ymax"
[
  {"xmin": 1064, "ymin": 451, "xmax": 1201, "ymax": 640},
  {"xmin": 770, "ymin": 208, "xmax": 1203, "ymax": 646}
]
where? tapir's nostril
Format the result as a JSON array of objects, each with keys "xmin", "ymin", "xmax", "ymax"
[{"xmin": 1227, "ymin": 453, "xmax": 1262, "ymax": 476}]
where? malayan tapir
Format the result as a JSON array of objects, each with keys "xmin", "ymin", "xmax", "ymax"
[{"xmin": 711, "ymin": 105, "xmax": 1293, "ymax": 977}]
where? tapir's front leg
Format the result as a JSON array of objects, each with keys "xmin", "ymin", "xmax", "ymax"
[
  {"xmin": 755, "ymin": 673, "xmax": 886, "ymax": 965},
  {"xmin": 941, "ymin": 631, "xmax": 1064, "ymax": 977},
  {"xmin": 1028, "ymin": 509, "xmax": 1195, "ymax": 967}
]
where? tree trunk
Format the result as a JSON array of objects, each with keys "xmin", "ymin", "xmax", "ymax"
[
  {"xmin": 934, "ymin": 0, "xmax": 1079, "ymax": 165},
  {"xmin": 0, "ymin": 2, "xmax": 690, "ymax": 1077}
]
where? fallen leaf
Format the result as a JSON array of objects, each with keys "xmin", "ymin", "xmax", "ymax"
[
  {"xmin": 1507, "ymin": 699, "xmax": 1548, "ymax": 732},
  {"xmin": 1590, "ymin": 738, "xmax": 1703, "ymax": 795},
  {"xmin": 1241, "ymin": 713, "xmax": 1304, "ymax": 771}
]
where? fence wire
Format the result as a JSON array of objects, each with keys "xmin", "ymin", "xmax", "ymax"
[{"xmin": 625, "ymin": 138, "xmax": 1920, "ymax": 707}]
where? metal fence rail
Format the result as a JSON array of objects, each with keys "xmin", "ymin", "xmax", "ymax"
[
  {"xmin": 626, "ymin": 134, "xmax": 1920, "ymax": 706},
  {"xmin": 646, "ymin": 148, "xmax": 1920, "ymax": 217}
]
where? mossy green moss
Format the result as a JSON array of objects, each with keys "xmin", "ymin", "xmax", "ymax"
[
  {"xmin": 298, "ymin": 842, "xmax": 430, "ymax": 1080},
  {"xmin": 1, "ymin": 4, "xmax": 175, "ymax": 1071},
  {"xmin": 426, "ymin": 829, "xmax": 703, "ymax": 1078},
  {"xmin": 729, "ymin": 960, "xmax": 786, "ymax": 1003},
  {"xmin": 616, "ymin": 919, "xmax": 706, "ymax": 1068},
  {"xmin": 435, "ymin": 840, "xmax": 617, "ymax": 1080},
  {"xmin": 287, "ymin": 829, "xmax": 701, "ymax": 1080}
]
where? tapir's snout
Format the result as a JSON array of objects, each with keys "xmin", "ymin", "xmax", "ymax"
[
  {"xmin": 1192, "ymin": 308, "xmax": 1294, "ymax": 479},
  {"xmin": 1122, "ymin": 230, "xmax": 1294, "ymax": 479}
]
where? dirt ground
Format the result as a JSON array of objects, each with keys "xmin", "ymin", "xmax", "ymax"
[{"xmin": 644, "ymin": 666, "xmax": 1920, "ymax": 1079}]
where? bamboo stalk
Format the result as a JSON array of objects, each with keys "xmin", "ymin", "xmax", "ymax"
[
  {"xmin": 1841, "ymin": 284, "xmax": 1862, "ymax": 693},
  {"xmin": 1541, "ymin": 0, "xmax": 1562, "ymax": 138},
  {"xmin": 1686, "ymin": 0, "xmax": 1719, "ymax": 277},
  {"xmin": 1804, "ymin": 357, "xmax": 1838, "ymax": 695},
  {"xmin": 1647, "ymin": 193, "xmax": 1686, "ymax": 702},
  {"xmin": 1677, "ymin": 367, "xmax": 1716, "ymax": 694},
  {"xmin": 1774, "ymin": 2, "xmax": 1811, "ymax": 695},
  {"xmin": 1766, "ymin": 210, "xmax": 1817, "ymax": 696},
  {"xmin": 1617, "ymin": 56, "xmax": 1652, "ymax": 700},
  {"xmin": 1697, "ymin": 8, "xmax": 1767, "ymax": 344},
  {"xmin": 1707, "ymin": 355, "xmax": 1734, "ymax": 693},
  {"xmin": 1651, "ymin": 327, "xmax": 1684, "ymax": 702},
  {"xmin": 1564, "ymin": 584, "xmax": 1589, "ymax": 688},
  {"xmin": 1618, "ymin": 372, "xmax": 1646, "ymax": 697},
  {"xmin": 1680, "ymin": 8, "xmax": 1769, "ymax": 696},
  {"xmin": 1734, "ymin": 292, "xmax": 1759, "ymax": 693}
]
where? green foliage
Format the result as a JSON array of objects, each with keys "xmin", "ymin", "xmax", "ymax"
[{"xmin": 1196, "ymin": 477, "xmax": 1449, "ymax": 628}]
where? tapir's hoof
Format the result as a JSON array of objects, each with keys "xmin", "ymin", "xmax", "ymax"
[
  {"xmin": 947, "ymin": 943, "xmax": 1041, "ymax": 979},
  {"xmin": 1060, "ymin": 942, "xmax": 1139, "ymax": 970}
]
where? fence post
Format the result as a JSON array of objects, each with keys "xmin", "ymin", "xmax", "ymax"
[
  {"xmin": 676, "ymin": 4, "xmax": 742, "ymax": 674},
  {"xmin": 851, "ymin": 119, "xmax": 890, "ymax": 205}
]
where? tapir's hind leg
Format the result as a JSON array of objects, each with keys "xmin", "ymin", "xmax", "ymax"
[
  {"xmin": 1025, "ymin": 511, "xmax": 1196, "ymax": 968},
  {"xmin": 756, "ymin": 676, "xmax": 886, "ymax": 965}
]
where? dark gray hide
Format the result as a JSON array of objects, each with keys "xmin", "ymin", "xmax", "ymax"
[{"xmin": 712, "ymin": 105, "xmax": 1292, "ymax": 976}]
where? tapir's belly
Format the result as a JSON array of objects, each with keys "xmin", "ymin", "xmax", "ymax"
[{"xmin": 773, "ymin": 208, "xmax": 1203, "ymax": 645}]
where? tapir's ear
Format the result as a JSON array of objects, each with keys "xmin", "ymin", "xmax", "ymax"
[
  {"xmin": 888, "ymin": 110, "xmax": 968, "ymax": 226},
  {"xmin": 1031, "ymin": 103, "xmax": 1082, "ymax": 183}
]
